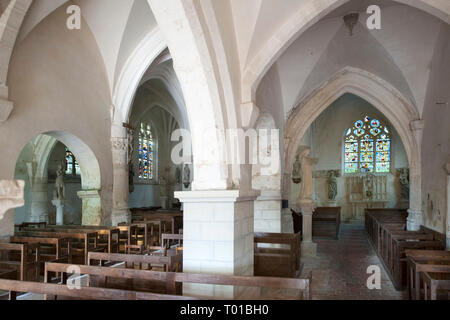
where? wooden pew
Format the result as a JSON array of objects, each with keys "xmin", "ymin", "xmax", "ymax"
[
  {"xmin": 15, "ymin": 230, "xmax": 100, "ymax": 265},
  {"xmin": 406, "ymin": 250, "xmax": 450, "ymax": 300},
  {"xmin": 88, "ymin": 252, "xmax": 183, "ymax": 272},
  {"xmin": 0, "ymin": 243, "xmax": 40, "ymax": 281},
  {"xmin": 44, "ymin": 262, "xmax": 311, "ymax": 300},
  {"xmin": 0, "ymin": 279, "xmax": 194, "ymax": 300},
  {"xmin": 40, "ymin": 225, "xmax": 120, "ymax": 253},
  {"xmin": 254, "ymin": 232, "xmax": 301, "ymax": 278},
  {"xmin": 312, "ymin": 207, "xmax": 341, "ymax": 239},
  {"xmin": 390, "ymin": 239, "xmax": 445, "ymax": 289},
  {"xmin": 10, "ymin": 236, "xmax": 72, "ymax": 275},
  {"xmin": 422, "ymin": 271, "xmax": 450, "ymax": 300}
]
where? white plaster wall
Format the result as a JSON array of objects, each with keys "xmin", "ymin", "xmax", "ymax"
[
  {"xmin": 421, "ymin": 23, "xmax": 450, "ymax": 234},
  {"xmin": 0, "ymin": 5, "xmax": 112, "ymax": 235}
]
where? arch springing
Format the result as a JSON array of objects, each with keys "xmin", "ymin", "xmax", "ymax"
[{"xmin": 344, "ymin": 116, "xmax": 391, "ymax": 174}]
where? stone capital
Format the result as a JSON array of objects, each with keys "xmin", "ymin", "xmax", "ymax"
[
  {"xmin": 0, "ymin": 180, "xmax": 25, "ymax": 220},
  {"xmin": 111, "ymin": 137, "xmax": 128, "ymax": 152},
  {"xmin": 175, "ymin": 189, "xmax": 259, "ymax": 203},
  {"xmin": 0, "ymin": 97, "xmax": 13, "ymax": 122}
]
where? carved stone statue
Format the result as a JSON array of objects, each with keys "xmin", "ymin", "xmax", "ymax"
[
  {"xmin": 159, "ymin": 175, "xmax": 168, "ymax": 197},
  {"xmin": 54, "ymin": 162, "xmax": 65, "ymax": 200},
  {"xmin": 297, "ymin": 148, "xmax": 314, "ymax": 203},
  {"xmin": 397, "ymin": 168, "xmax": 410, "ymax": 200},
  {"xmin": 292, "ymin": 154, "xmax": 302, "ymax": 184},
  {"xmin": 327, "ymin": 170, "xmax": 338, "ymax": 201},
  {"xmin": 364, "ymin": 173, "xmax": 374, "ymax": 200}
]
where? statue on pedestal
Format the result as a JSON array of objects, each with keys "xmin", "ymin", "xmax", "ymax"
[
  {"xmin": 327, "ymin": 170, "xmax": 339, "ymax": 201},
  {"xmin": 396, "ymin": 168, "xmax": 410, "ymax": 200},
  {"xmin": 292, "ymin": 154, "xmax": 302, "ymax": 184},
  {"xmin": 54, "ymin": 162, "xmax": 65, "ymax": 200},
  {"xmin": 297, "ymin": 148, "xmax": 314, "ymax": 204}
]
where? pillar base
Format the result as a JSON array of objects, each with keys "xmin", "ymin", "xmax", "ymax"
[
  {"xmin": 78, "ymin": 190, "xmax": 102, "ymax": 226},
  {"xmin": 301, "ymin": 241, "xmax": 317, "ymax": 257},
  {"xmin": 111, "ymin": 208, "xmax": 131, "ymax": 226},
  {"xmin": 446, "ymin": 237, "xmax": 450, "ymax": 251},
  {"xmin": 175, "ymin": 190, "xmax": 258, "ymax": 299},
  {"xmin": 407, "ymin": 209, "xmax": 422, "ymax": 231}
]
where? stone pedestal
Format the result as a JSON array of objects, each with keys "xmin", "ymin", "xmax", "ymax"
[
  {"xmin": 175, "ymin": 190, "xmax": 258, "ymax": 299},
  {"xmin": 407, "ymin": 209, "xmax": 422, "ymax": 231},
  {"xmin": 160, "ymin": 196, "xmax": 169, "ymax": 210},
  {"xmin": 51, "ymin": 199, "xmax": 65, "ymax": 225},
  {"xmin": 299, "ymin": 200, "xmax": 317, "ymax": 256},
  {"xmin": 78, "ymin": 190, "xmax": 102, "ymax": 226},
  {"xmin": 324, "ymin": 200, "xmax": 338, "ymax": 207},
  {"xmin": 30, "ymin": 182, "xmax": 49, "ymax": 223}
]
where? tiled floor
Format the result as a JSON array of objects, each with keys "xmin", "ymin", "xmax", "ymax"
[{"xmin": 301, "ymin": 224, "xmax": 407, "ymax": 300}]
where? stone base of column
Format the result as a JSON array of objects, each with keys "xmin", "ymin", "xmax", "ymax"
[
  {"xmin": 254, "ymin": 192, "xmax": 282, "ymax": 233},
  {"xmin": 175, "ymin": 190, "xmax": 258, "ymax": 299},
  {"xmin": 301, "ymin": 241, "xmax": 317, "ymax": 256},
  {"xmin": 111, "ymin": 208, "xmax": 131, "ymax": 226},
  {"xmin": 407, "ymin": 209, "xmax": 422, "ymax": 231},
  {"xmin": 446, "ymin": 237, "xmax": 450, "ymax": 251},
  {"xmin": 78, "ymin": 190, "xmax": 102, "ymax": 226}
]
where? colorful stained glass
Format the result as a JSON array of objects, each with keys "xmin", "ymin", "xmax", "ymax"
[
  {"xmin": 371, "ymin": 119, "xmax": 380, "ymax": 128},
  {"xmin": 376, "ymin": 162, "xmax": 390, "ymax": 173},
  {"xmin": 65, "ymin": 148, "xmax": 80, "ymax": 176},
  {"xmin": 370, "ymin": 128, "xmax": 381, "ymax": 136},
  {"xmin": 344, "ymin": 116, "xmax": 391, "ymax": 174},
  {"xmin": 376, "ymin": 151, "xmax": 390, "ymax": 162},
  {"xmin": 345, "ymin": 163, "xmax": 357, "ymax": 173},
  {"xmin": 138, "ymin": 123, "xmax": 153, "ymax": 179}
]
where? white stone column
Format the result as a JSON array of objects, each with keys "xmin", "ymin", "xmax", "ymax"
[
  {"xmin": 175, "ymin": 190, "xmax": 258, "ymax": 299},
  {"xmin": 296, "ymin": 148, "xmax": 318, "ymax": 256},
  {"xmin": 30, "ymin": 181, "xmax": 48, "ymax": 223},
  {"xmin": 51, "ymin": 199, "xmax": 65, "ymax": 225},
  {"xmin": 299, "ymin": 201, "xmax": 317, "ymax": 256},
  {"xmin": 78, "ymin": 190, "xmax": 102, "ymax": 226},
  {"xmin": 407, "ymin": 120, "xmax": 424, "ymax": 231},
  {"xmin": 0, "ymin": 180, "xmax": 25, "ymax": 238},
  {"xmin": 111, "ymin": 130, "xmax": 131, "ymax": 226}
]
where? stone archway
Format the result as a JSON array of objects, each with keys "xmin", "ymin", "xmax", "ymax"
[
  {"xmin": 241, "ymin": 0, "xmax": 450, "ymax": 105},
  {"xmin": 284, "ymin": 67, "xmax": 423, "ymax": 230},
  {"xmin": 15, "ymin": 131, "xmax": 102, "ymax": 226}
]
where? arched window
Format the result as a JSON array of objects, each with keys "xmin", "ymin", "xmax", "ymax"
[
  {"xmin": 138, "ymin": 123, "xmax": 154, "ymax": 179},
  {"xmin": 65, "ymin": 148, "xmax": 81, "ymax": 176},
  {"xmin": 344, "ymin": 116, "xmax": 391, "ymax": 174}
]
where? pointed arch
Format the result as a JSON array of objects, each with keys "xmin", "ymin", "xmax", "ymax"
[{"xmin": 284, "ymin": 67, "xmax": 422, "ymax": 228}]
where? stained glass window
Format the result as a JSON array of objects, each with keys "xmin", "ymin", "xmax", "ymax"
[
  {"xmin": 65, "ymin": 148, "xmax": 80, "ymax": 176},
  {"xmin": 344, "ymin": 116, "xmax": 391, "ymax": 174},
  {"xmin": 138, "ymin": 123, "xmax": 153, "ymax": 179}
]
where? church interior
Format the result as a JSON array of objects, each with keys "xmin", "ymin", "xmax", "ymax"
[{"xmin": 0, "ymin": 0, "xmax": 449, "ymax": 302}]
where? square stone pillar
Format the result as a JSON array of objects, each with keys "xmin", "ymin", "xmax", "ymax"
[
  {"xmin": 299, "ymin": 201, "xmax": 317, "ymax": 256},
  {"xmin": 77, "ymin": 190, "xmax": 102, "ymax": 226},
  {"xmin": 254, "ymin": 192, "xmax": 282, "ymax": 233},
  {"xmin": 175, "ymin": 190, "xmax": 258, "ymax": 299}
]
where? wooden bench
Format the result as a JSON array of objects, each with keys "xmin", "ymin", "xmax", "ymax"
[
  {"xmin": 312, "ymin": 207, "xmax": 341, "ymax": 239},
  {"xmin": 406, "ymin": 250, "xmax": 450, "ymax": 300},
  {"xmin": 0, "ymin": 243, "xmax": 40, "ymax": 281},
  {"xmin": 254, "ymin": 232, "xmax": 301, "ymax": 278},
  {"xmin": 88, "ymin": 252, "xmax": 183, "ymax": 272},
  {"xmin": 44, "ymin": 262, "xmax": 311, "ymax": 300},
  {"xmin": 0, "ymin": 279, "xmax": 195, "ymax": 300},
  {"xmin": 10, "ymin": 236, "xmax": 72, "ymax": 275},
  {"xmin": 422, "ymin": 271, "xmax": 450, "ymax": 300},
  {"xmin": 47, "ymin": 225, "xmax": 120, "ymax": 253},
  {"xmin": 15, "ymin": 230, "xmax": 101, "ymax": 265}
]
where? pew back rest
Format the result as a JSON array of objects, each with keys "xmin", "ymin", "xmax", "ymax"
[{"xmin": 45, "ymin": 262, "xmax": 311, "ymax": 300}]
